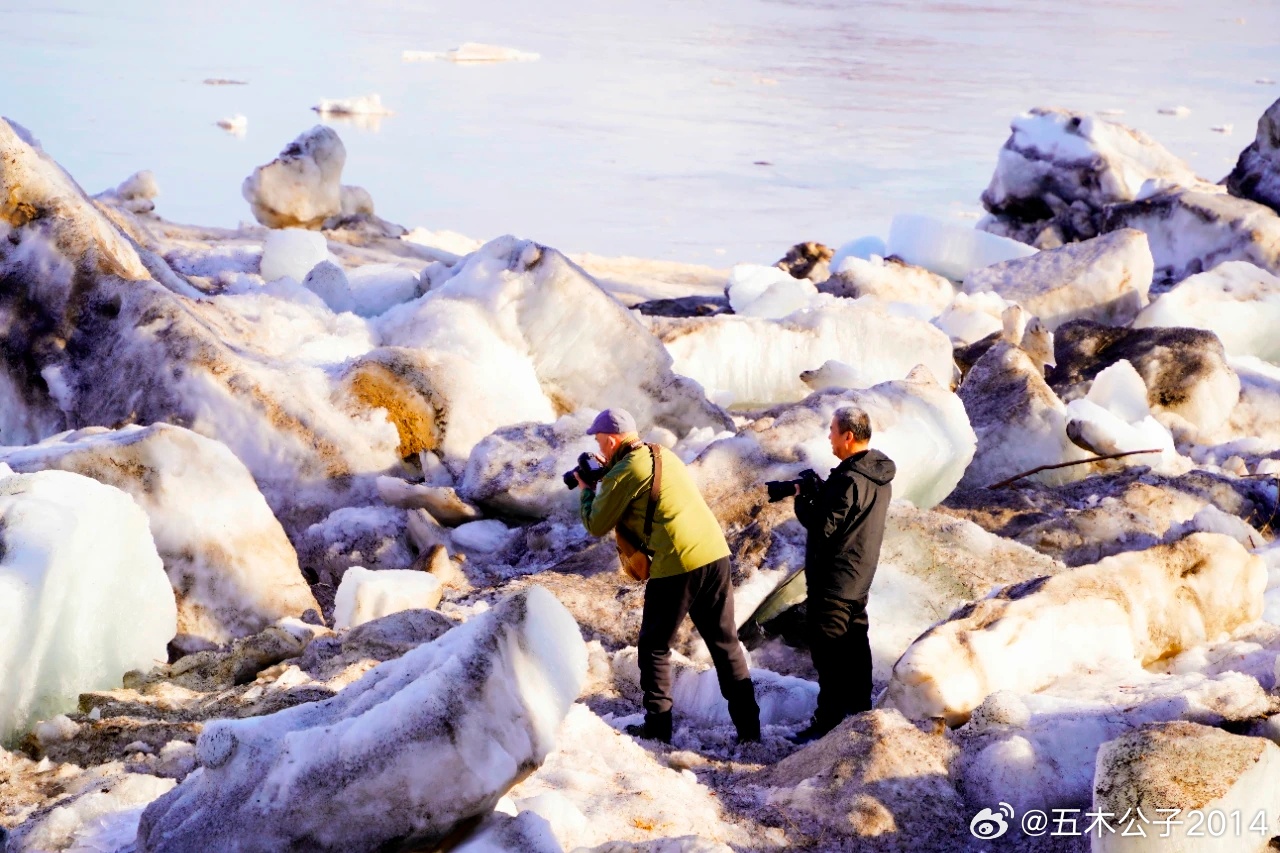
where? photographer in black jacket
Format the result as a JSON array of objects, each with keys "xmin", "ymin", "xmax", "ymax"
[{"xmin": 786, "ymin": 406, "xmax": 895, "ymax": 744}]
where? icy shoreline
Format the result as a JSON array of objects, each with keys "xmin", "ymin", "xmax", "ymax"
[{"xmin": 4, "ymin": 96, "xmax": 1280, "ymax": 852}]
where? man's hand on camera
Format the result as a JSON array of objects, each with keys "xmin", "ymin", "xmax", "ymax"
[{"xmin": 575, "ymin": 471, "xmax": 590, "ymax": 490}]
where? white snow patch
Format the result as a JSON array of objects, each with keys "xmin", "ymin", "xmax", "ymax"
[
  {"xmin": 662, "ymin": 298, "xmax": 955, "ymax": 407},
  {"xmin": 305, "ymin": 505, "xmax": 413, "ymax": 573},
  {"xmin": 165, "ymin": 242, "xmax": 262, "ymax": 281},
  {"xmin": 1062, "ymin": 360, "xmax": 1184, "ymax": 473},
  {"xmin": 402, "ymin": 227, "xmax": 485, "ymax": 257},
  {"xmin": 0, "ymin": 469, "xmax": 176, "ymax": 744},
  {"xmin": 962, "ymin": 229, "xmax": 1153, "ymax": 331},
  {"xmin": 1167, "ymin": 505, "xmax": 1264, "ymax": 551},
  {"xmin": 259, "ymin": 228, "xmax": 333, "ymax": 283},
  {"xmin": 831, "ymin": 254, "xmax": 956, "ymax": 318},
  {"xmin": 333, "ymin": 566, "xmax": 443, "ymax": 630},
  {"xmin": 725, "ymin": 264, "xmax": 818, "ymax": 318},
  {"xmin": 959, "ymin": 669, "xmax": 1270, "ymax": 814},
  {"xmin": 452, "ymin": 520, "xmax": 515, "ymax": 555},
  {"xmin": 451, "ymin": 810, "xmax": 561, "ymax": 853},
  {"xmin": 507, "ymin": 705, "xmax": 746, "ymax": 850},
  {"xmin": 886, "ymin": 533, "xmax": 1265, "ymax": 726},
  {"xmin": 300, "ymin": 260, "xmax": 355, "ymax": 314},
  {"xmin": 16, "ymin": 774, "xmax": 176, "ymax": 853},
  {"xmin": 888, "ymin": 214, "xmax": 1037, "ymax": 282},
  {"xmin": 828, "ymin": 235, "xmax": 888, "ymax": 271},
  {"xmin": 94, "ymin": 170, "xmax": 159, "ymax": 214},
  {"xmin": 209, "ymin": 279, "xmax": 377, "ymax": 366},
  {"xmin": 932, "ymin": 291, "xmax": 1010, "ymax": 344},
  {"xmin": 673, "ymin": 426, "xmax": 735, "ymax": 464},
  {"xmin": 1135, "ymin": 261, "xmax": 1280, "ymax": 364},
  {"xmin": 694, "ymin": 369, "xmax": 975, "ymax": 510},
  {"xmin": 33, "ymin": 714, "xmax": 80, "ymax": 746},
  {"xmin": 614, "ymin": 648, "xmax": 817, "ymax": 728},
  {"xmin": 112, "ymin": 171, "xmax": 158, "ymax": 203},
  {"xmin": 1255, "ymin": 540, "xmax": 1280, "ymax": 626},
  {"xmin": 347, "ymin": 263, "xmax": 420, "ymax": 317}
]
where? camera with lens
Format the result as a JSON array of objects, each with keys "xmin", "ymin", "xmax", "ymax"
[
  {"xmin": 563, "ymin": 452, "xmax": 607, "ymax": 490},
  {"xmin": 765, "ymin": 468, "xmax": 820, "ymax": 502}
]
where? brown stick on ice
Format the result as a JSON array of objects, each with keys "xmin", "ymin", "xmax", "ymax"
[{"xmin": 988, "ymin": 449, "xmax": 1164, "ymax": 490}]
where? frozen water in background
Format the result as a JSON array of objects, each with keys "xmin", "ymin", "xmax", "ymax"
[{"xmin": 3, "ymin": 1, "xmax": 1278, "ymax": 264}]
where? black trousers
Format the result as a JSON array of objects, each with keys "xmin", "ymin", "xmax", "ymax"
[
  {"xmin": 807, "ymin": 593, "xmax": 873, "ymax": 724},
  {"xmin": 638, "ymin": 557, "xmax": 752, "ymax": 716}
]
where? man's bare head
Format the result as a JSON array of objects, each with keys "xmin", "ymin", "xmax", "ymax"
[{"xmin": 829, "ymin": 406, "xmax": 871, "ymax": 460}]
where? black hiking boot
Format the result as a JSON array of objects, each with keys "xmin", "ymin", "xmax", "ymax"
[
  {"xmin": 625, "ymin": 710, "xmax": 673, "ymax": 743},
  {"xmin": 726, "ymin": 678, "xmax": 761, "ymax": 744},
  {"xmin": 787, "ymin": 714, "xmax": 843, "ymax": 746}
]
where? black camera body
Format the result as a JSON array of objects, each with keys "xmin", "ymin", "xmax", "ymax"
[
  {"xmin": 765, "ymin": 468, "xmax": 820, "ymax": 502},
  {"xmin": 563, "ymin": 452, "xmax": 607, "ymax": 490}
]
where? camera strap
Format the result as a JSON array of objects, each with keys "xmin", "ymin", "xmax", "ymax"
[{"xmin": 643, "ymin": 443, "xmax": 662, "ymax": 540}]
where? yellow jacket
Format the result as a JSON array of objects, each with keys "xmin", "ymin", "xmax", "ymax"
[{"xmin": 579, "ymin": 442, "xmax": 730, "ymax": 578}]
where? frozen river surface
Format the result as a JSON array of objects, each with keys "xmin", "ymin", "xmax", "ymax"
[{"xmin": 5, "ymin": 0, "xmax": 1279, "ymax": 264}]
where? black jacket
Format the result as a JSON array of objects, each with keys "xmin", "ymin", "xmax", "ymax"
[{"xmin": 795, "ymin": 449, "xmax": 896, "ymax": 602}]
